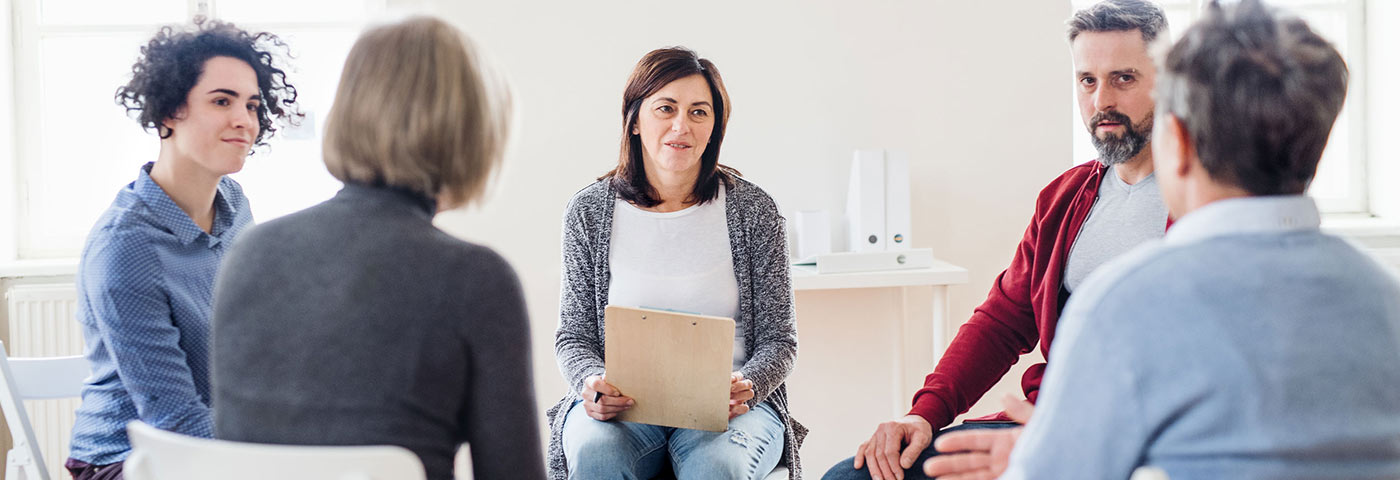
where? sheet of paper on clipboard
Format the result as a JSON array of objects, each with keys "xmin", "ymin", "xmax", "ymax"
[{"xmin": 603, "ymin": 305, "xmax": 735, "ymax": 432}]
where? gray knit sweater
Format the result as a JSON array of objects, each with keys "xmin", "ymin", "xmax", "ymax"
[
  {"xmin": 548, "ymin": 177, "xmax": 807, "ymax": 479},
  {"xmin": 212, "ymin": 184, "xmax": 545, "ymax": 480}
]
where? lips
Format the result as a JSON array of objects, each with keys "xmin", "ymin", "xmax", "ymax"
[
  {"xmin": 223, "ymin": 138, "xmax": 251, "ymax": 146},
  {"xmin": 1090, "ymin": 110, "xmax": 1132, "ymax": 132},
  {"xmin": 664, "ymin": 141, "xmax": 692, "ymax": 150}
]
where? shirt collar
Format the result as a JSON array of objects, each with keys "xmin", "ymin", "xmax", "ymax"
[
  {"xmin": 1164, "ymin": 194, "xmax": 1320, "ymax": 245},
  {"xmin": 134, "ymin": 162, "xmax": 239, "ymax": 247}
]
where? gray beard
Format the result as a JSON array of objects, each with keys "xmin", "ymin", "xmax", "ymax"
[
  {"xmin": 1090, "ymin": 116, "xmax": 1152, "ymax": 165},
  {"xmin": 1092, "ymin": 132, "xmax": 1149, "ymax": 165}
]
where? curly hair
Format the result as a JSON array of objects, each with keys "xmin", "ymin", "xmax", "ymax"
[{"xmin": 116, "ymin": 17, "xmax": 300, "ymax": 148}]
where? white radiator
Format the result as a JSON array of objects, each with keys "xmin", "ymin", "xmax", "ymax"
[{"xmin": 4, "ymin": 283, "xmax": 83, "ymax": 480}]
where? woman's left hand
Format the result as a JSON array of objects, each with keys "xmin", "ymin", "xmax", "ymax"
[{"xmin": 728, "ymin": 371, "xmax": 755, "ymax": 420}]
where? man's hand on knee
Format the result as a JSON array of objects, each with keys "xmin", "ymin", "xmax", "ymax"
[{"xmin": 852, "ymin": 414, "xmax": 932, "ymax": 480}]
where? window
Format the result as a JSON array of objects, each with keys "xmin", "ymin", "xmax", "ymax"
[
  {"xmin": 1068, "ymin": 0, "xmax": 1377, "ymax": 216},
  {"xmin": 4, "ymin": 0, "xmax": 383, "ymax": 261}
]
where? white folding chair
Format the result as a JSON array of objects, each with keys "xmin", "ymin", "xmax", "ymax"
[
  {"xmin": 124, "ymin": 421, "xmax": 427, "ymax": 480},
  {"xmin": 649, "ymin": 463, "xmax": 788, "ymax": 479},
  {"xmin": 1130, "ymin": 466, "xmax": 1171, "ymax": 480},
  {"xmin": 0, "ymin": 340, "xmax": 90, "ymax": 480}
]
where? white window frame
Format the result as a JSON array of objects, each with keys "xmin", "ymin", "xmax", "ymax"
[
  {"xmin": 2, "ymin": 0, "xmax": 386, "ymax": 264},
  {"xmin": 1, "ymin": 0, "xmax": 19, "ymax": 265}
]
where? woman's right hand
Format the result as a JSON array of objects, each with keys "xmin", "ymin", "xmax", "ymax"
[{"xmin": 580, "ymin": 374, "xmax": 634, "ymax": 421}]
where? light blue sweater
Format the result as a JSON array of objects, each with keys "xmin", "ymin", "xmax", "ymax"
[{"xmin": 1004, "ymin": 195, "xmax": 1400, "ymax": 479}]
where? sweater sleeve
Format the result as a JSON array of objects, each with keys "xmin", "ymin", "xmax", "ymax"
[
  {"xmin": 736, "ymin": 189, "xmax": 798, "ymax": 407},
  {"xmin": 907, "ymin": 191, "xmax": 1047, "ymax": 429},
  {"xmin": 460, "ymin": 252, "xmax": 546, "ymax": 480},
  {"xmin": 1001, "ymin": 257, "xmax": 1149, "ymax": 480},
  {"xmin": 554, "ymin": 193, "xmax": 607, "ymax": 396}
]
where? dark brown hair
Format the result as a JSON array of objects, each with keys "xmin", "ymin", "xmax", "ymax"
[
  {"xmin": 1158, "ymin": 0, "xmax": 1347, "ymax": 195},
  {"xmin": 604, "ymin": 47, "xmax": 738, "ymax": 207}
]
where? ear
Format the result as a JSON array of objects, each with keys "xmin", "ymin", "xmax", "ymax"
[
  {"xmin": 161, "ymin": 105, "xmax": 189, "ymax": 135},
  {"xmin": 1153, "ymin": 113, "xmax": 1198, "ymax": 180},
  {"xmin": 1160, "ymin": 113, "xmax": 1195, "ymax": 178}
]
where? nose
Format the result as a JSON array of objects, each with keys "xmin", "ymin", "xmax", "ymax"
[
  {"xmin": 1093, "ymin": 85, "xmax": 1117, "ymax": 113},
  {"xmin": 231, "ymin": 105, "xmax": 254, "ymax": 131},
  {"xmin": 670, "ymin": 115, "xmax": 689, "ymax": 134}
]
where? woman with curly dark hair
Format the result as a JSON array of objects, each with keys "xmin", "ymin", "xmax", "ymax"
[{"xmin": 65, "ymin": 18, "xmax": 298, "ymax": 480}]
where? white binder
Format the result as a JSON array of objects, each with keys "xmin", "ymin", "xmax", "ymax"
[
  {"xmin": 794, "ymin": 210, "xmax": 832, "ymax": 262},
  {"xmin": 846, "ymin": 150, "xmax": 886, "ymax": 252},
  {"xmin": 885, "ymin": 151, "xmax": 912, "ymax": 251},
  {"xmin": 846, "ymin": 149, "xmax": 913, "ymax": 253}
]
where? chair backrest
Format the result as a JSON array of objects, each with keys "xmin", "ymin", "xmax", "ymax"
[
  {"xmin": 1130, "ymin": 466, "xmax": 1171, "ymax": 480},
  {"xmin": 0, "ymin": 340, "xmax": 89, "ymax": 480},
  {"xmin": 124, "ymin": 421, "xmax": 427, "ymax": 480}
]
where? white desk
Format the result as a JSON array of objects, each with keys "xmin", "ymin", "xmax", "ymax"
[
  {"xmin": 786, "ymin": 260, "xmax": 969, "ymax": 468},
  {"xmin": 792, "ymin": 260, "xmax": 969, "ymax": 370}
]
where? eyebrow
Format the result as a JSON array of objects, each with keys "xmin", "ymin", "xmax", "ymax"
[
  {"xmin": 1078, "ymin": 68, "xmax": 1140, "ymax": 77},
  {"xmin": 207, "ymin": 88, "xmax": 262, "ymax": 101},
  {"xmin": 652, "ymin": 97, "xmax": 712, "ymax": 108}
]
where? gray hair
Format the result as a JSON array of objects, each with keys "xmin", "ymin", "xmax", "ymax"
[
  {"xmin": 1157, "ymin": 0, "xmax": 1347, "ymax": 195},
  {"xmin": 1067, "ymin": 0, "xmax": 1169, "ymax": 43}
]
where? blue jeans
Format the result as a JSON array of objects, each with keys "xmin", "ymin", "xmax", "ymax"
[
  {"xmin": 562, "ymin": 398, "xmax": 785, "ymax": 480},
  {"xmin": 820, "ymin": 422, "xmax": 1022, "ymax": 480}
]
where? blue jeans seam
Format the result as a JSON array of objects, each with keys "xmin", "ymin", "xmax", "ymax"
[{"xmin": 632, "ymin": 434, "xmax": 668, "ymax": 478}]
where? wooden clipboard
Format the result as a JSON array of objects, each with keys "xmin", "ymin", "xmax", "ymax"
[{"xmin": 603, "ymin": 305, "xmax": 735, "ymax": 432}]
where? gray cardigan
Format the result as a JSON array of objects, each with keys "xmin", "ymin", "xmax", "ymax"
[{"xmin": 548, "ymin": 176, "xmax": 807, "ymax": 479}]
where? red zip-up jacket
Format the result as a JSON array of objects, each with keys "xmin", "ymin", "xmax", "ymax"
[{"xmin": 909, "ymin": 159, "xmax": 1111, "ymax": 428}]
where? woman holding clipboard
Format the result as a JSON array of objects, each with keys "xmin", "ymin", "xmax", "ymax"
[{"xmin": 549, "ymin": 46, "xmax": 804, "ymax": 480}]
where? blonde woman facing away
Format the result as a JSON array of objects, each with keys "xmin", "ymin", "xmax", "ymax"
[{"xmin": 210, "ymin": 17, "xmax": 543, "ymax": 480}]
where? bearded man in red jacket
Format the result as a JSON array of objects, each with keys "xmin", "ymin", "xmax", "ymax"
[{"xmin": 822, "ymin": 1, "xmax": 1171, "ymax": 479}]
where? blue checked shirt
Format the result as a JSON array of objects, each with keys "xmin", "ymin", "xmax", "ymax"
[{"xmin": 69, "ymin": 162, "xmax": 252, "ymax": 465}]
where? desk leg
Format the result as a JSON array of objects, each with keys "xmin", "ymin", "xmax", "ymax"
[
  {"xmin": 931, "ymin": 285, "xmax": 951, "ymax": 368},
  {"xmin": 891, "ymin": 286, "xmax": 908, "ymax": 416},
  {"xmin": 894, "ymin": 285, "xmax": 951, "ymax": 416}
]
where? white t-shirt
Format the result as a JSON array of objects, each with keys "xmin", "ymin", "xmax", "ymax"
[{"xmin": 607, "ymin": 187, "xmax": 746, "ymax": 371}]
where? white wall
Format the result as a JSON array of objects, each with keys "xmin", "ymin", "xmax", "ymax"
[{"xmin": 416, "ymin": 0, "xmax": 1075, "ymax": 467}]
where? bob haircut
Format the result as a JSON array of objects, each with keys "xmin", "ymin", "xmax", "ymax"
[
  {"xmin": 323, "ymin": 16, "xmax": 511, "ymax": 209},
  {"xmin": 605, "ymin": 47, "xmax": 738, "ymax": 208}
]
